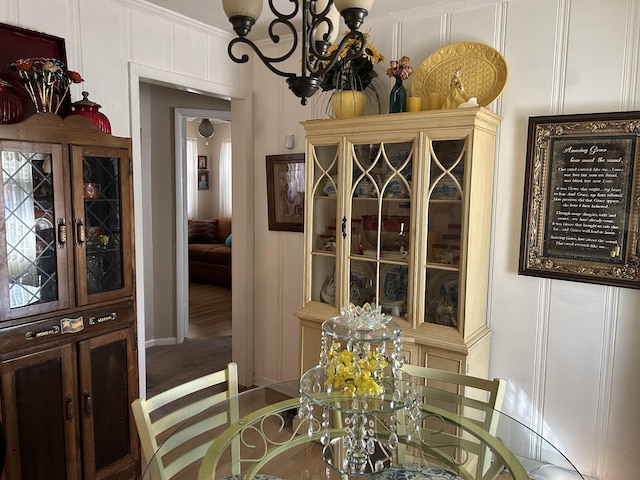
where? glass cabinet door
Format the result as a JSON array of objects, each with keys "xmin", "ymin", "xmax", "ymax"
[
  {"xmin": 72, "ymin": 146, "xmax": 132, "ymax": 305},
  {"xmin": 423, "ymin": 138, "xmax": 466, "ymax": 329},
  {"xmin": 0, "ymin": 142, "xmax": 70, "ymax": 319},
  {"xmin": 308, "ymin": 143, "xmax": 340, "ymax": 307},
  {"xmin": 348, "ymin": 140, "xmax": 414, "ymax": 318}
]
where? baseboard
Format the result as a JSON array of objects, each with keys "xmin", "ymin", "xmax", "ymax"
[{"xmin": 144, "ymin": 337, "xmax": 178, "ymax": 348}]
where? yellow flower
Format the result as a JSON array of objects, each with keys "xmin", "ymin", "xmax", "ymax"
[
  {"xmin": 325, "ymin": 347, "xmax": 388, "ymax": 396},
  {"xmin": 364, "ymin": 44, "xmax": 385, "ymax": 64}
]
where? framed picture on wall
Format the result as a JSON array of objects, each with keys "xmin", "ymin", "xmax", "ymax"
[
  {"xmin": 266, "ymin": 153, "xmax": 304, "ymax": 232},
  {"xmin": 519, "ymin": 110, "xmax": 640, "ymax": 289},
  {"xmin": 198, "ymin": 155, "xmax": 207, "ymax": 169},
  {"xmin": 198, "ymin": 171, "xmax": 209, "ymax": 190}
]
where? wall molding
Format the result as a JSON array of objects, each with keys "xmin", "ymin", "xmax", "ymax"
[
  {"xmin": 551, "ymin": 0, "xmax": 570, "ymax": 114},
  {"xmin": 532, "ymin": 278, "xmax": 551, "ymax": 437},
  {"xmin": 621, "ymin": 0, "xmax": 640, "ymax": 110}
]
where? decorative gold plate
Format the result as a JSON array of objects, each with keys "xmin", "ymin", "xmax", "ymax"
[{"xmin": 411, "ymin": 41, "xmax": 508, "ymax": 108}]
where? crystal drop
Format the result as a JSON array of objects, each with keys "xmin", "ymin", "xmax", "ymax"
[
  {"xmin": 321, "ymin": 431, "xmax": 331, "ymax": 445},
  {"xmin": 367, "ymin": 439, "xmax": 375, "ymax": 454},
  {"xmin": 375, "ymin": 460, "xmax": 385, "ymax": 471}
]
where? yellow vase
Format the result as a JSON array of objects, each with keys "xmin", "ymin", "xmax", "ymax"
[{"xmin": 331, "ymin": 90, "xmax": 367, "ymax": 119}]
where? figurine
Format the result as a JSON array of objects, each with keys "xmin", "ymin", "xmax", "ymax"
[{"xmin": 442, "ymin": 66, "xmax": 471, "ymax": 109}]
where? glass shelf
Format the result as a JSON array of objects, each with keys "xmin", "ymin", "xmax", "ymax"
[
  {"xmin": 322, "ymin": 316, "xmax": 401, "ymax": 342},
  {"xmin": 300, "ymin": 365, "xmax": 413, "ymax": 414}
]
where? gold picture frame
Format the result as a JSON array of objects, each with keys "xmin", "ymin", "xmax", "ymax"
[
  {"xmin": 519, "ymin": 111, "xmax": 640, "ymax": 288},
  {"xmin": 266, "ymin": 153, "xmax": 304, "ymax": 232}
]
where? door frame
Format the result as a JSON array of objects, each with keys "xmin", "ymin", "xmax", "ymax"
[
  {"xmin": 174, "ymin": 107, "xmax": 231, "ymax": 342},
  {"xmin": 128, "ymin": 62, "xmax": 256, "ymax": 390}
]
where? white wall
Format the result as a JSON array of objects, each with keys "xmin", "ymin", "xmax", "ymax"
[
  {"xmin": 251, "ymin": 1, "xmax": 640, "ymax": 479},
  {"xmin": 2, "ymin": 0, "xmax": 639, "ymax": 478}
]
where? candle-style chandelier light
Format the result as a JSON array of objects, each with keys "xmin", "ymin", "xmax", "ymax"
[{"xmin": 222, "ymin": 0, "xmax": 375, "ymax": 105}]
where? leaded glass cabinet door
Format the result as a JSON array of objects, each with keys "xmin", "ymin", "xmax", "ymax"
[
  {"xmin": 71, "ymin": 145, "xmax": 133, "ymax": 306},
  {"xmin": 307, "ymin": 143, "xmax": 340, "ymax": 308},
  {"xmin": 0, "ymin": 141, "xmax": 71, "ymax": 320},
  {"xmin": 423, "ymin": 138, "xmax": 466, "ymax": 330},
  {"xmin": 347, "ymin": 140, "xmax": 414, "ymax": 319}
]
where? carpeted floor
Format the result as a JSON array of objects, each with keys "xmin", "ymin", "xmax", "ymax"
[{"xmin": 145, "ymin": 336, "xmax": 232, "ymax": 398}]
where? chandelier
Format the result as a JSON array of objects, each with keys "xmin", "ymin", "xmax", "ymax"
[
  {"xmin": 222, "ymin": 0, "xmax": 375, "ymax": 105},
  {"xmin": 198, "ymin": 118, "xmax": 215, "ymax": 139}
]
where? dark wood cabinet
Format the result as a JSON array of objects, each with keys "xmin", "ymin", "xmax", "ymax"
[
  {"xmin": 0, "ymin": 114, "xmax": 139, "ymax": 479},
  {"xmin": 1, "ymin": 343, "xmax": 80, "ymax": 479}
]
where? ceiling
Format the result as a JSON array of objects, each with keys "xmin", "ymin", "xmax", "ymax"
[{"xmin": 143, "ymin": 0, "xmax": 495, "ymax": 40}]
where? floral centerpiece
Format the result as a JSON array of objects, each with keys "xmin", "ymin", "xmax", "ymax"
[
  {"xmin": 298, "ymin": 305, "xmax": 413, "ymax": 475},
  {"xmin": 9, "ymin": 57, "xmax": 83, "ymax": 114},
  {"xmin": 323, "ymin": 303, "xmax": 396, "ymax": 397},
  {"xmin": 319, "ymin": 33, "xmax": 385, "ymax": 92},
  {"xmin": 318, "ymin": 33, "xmax": 385, "ymax": 118},
  {"xmin": 325, "ymin": 342, "xmax": 388, "ymax": 396}
]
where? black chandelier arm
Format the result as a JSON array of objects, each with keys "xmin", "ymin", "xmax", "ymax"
[
  {"xmin": 265, "ymin": 4, "xmax": 297, "ymax": 52},
  {"xmin": 308, "ymin": 30, "xmax": 366, "ymax": 78},
  {"xmin": 227, "ymin": 37, "xmax": 297, "ymax": 79},
  {"xmin": 268, "ymin": 0, "xmax": 298, "ymax": 22},
  {"xmin": 308, "ymin": 0, "xmax": 336, "ymax": 46}
]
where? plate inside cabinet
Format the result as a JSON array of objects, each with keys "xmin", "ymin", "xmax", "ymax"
[
  {"xmin": 426, "ymin": 270, "xmax": 459, "ymax": 308},
  {"xmin": 411, "ymin": 42, "xmax": 507, "ymax": 108},
  {"xmin": 351, "ymin": 260, "xmax": 376, "ymax": 302},
  {"xmin": 382, "ymin": 142, "xmax": 413, "ymax": 169},
  {"xmin": 380, "ymin": 264, "xmax": 409, "ymax": 304}
]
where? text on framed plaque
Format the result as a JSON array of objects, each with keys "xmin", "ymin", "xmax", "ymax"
[{"xmin": 519, "ymin": 111, "xmax": 640, "ymax": 288}]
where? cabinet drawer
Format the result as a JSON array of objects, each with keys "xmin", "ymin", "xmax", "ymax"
[{"xmin": 0, "ymin": 301, "xmax": 134, "ymax": 355}]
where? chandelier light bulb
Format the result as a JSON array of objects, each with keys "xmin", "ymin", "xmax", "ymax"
[
  {"xmin": 223, "ymin": 0, "xmax": 375, "ymax": 105},
  {"xmin": 198, "ymin": 118, "xmax": 215, "ymax": 140}
]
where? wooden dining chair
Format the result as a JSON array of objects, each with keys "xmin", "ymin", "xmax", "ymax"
[
  {"xmin": 131, "ymin": 362, "xmax": 240, "ymax": 480},
  {"xmin": 395, "ymin": 365, "xmax": 507, "ymax": 480}
]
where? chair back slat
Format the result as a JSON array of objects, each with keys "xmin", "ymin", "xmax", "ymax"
[
  {"xmin": 131, "ymin": 362, "xmax": 239, "ymax": 480},
  {"xmin": 400, "ymin": 365, "xmax": 507, "ymax": 480}
]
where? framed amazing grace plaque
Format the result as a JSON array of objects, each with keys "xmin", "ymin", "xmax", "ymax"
[{"xmin": 519, "ymin": 111, "xmax": 640, "ymax": 288}]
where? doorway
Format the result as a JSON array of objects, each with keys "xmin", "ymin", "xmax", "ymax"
[
  {"xmin": 184, "ymin": 116, "xmax": 233, "ymax": 342},
  {"xmin": 175, "ymin": 108, "xmax": 232, "ymax": 342},
  {"xmin": 130, "ymin": 64, "xmax": 256, "ymax": 392}
]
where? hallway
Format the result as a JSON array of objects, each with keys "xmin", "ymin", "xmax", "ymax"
[
  {"xmin": 188, "ymin": 281, "xmax": 232, "ymax": 338},
  {"xmin": 145, "ymin": 282, "xmax": 232, "ymax": 396}
]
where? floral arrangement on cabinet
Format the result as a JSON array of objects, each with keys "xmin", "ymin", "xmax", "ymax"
[
  {"xmin": 9, "ymin": 57, "xmax": 83, "ymax": 114},
  {"xmin": 386, "ymin": 56, "xmax": 414, "ymax": 81},
  {"xmin": 319, "ymin": 32, "xmax": 385, "ymax": 92},
  {"xmin": 318, "ymin": 33, "xmax": 385, "ymax": 118}
]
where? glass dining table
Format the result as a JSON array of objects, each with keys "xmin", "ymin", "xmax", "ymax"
[{"xmin": 140, "ymin": 379, "xmax": 585, "ymax": 480}]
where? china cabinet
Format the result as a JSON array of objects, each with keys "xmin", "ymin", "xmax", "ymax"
[
  {"xmin": 0, "ymin": 113, "xmax": 138, "ymax": 479},
  {"xmin": 296, "ymin": 107, "xmax": 501, "ymax": 378}
]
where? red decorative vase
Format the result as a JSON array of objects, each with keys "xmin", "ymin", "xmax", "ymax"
[
  {"xmin": 0, "ymin": 79, "xmax": 24, "ymax": 124},
  {"xmin": 69, "ymin": 91, "xmax": 111, "ymax": 134}
]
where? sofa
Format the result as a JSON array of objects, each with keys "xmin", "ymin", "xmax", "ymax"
[{"xmin": 188, "ymin": 217, "xmax": 232, "ymax": 287}]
